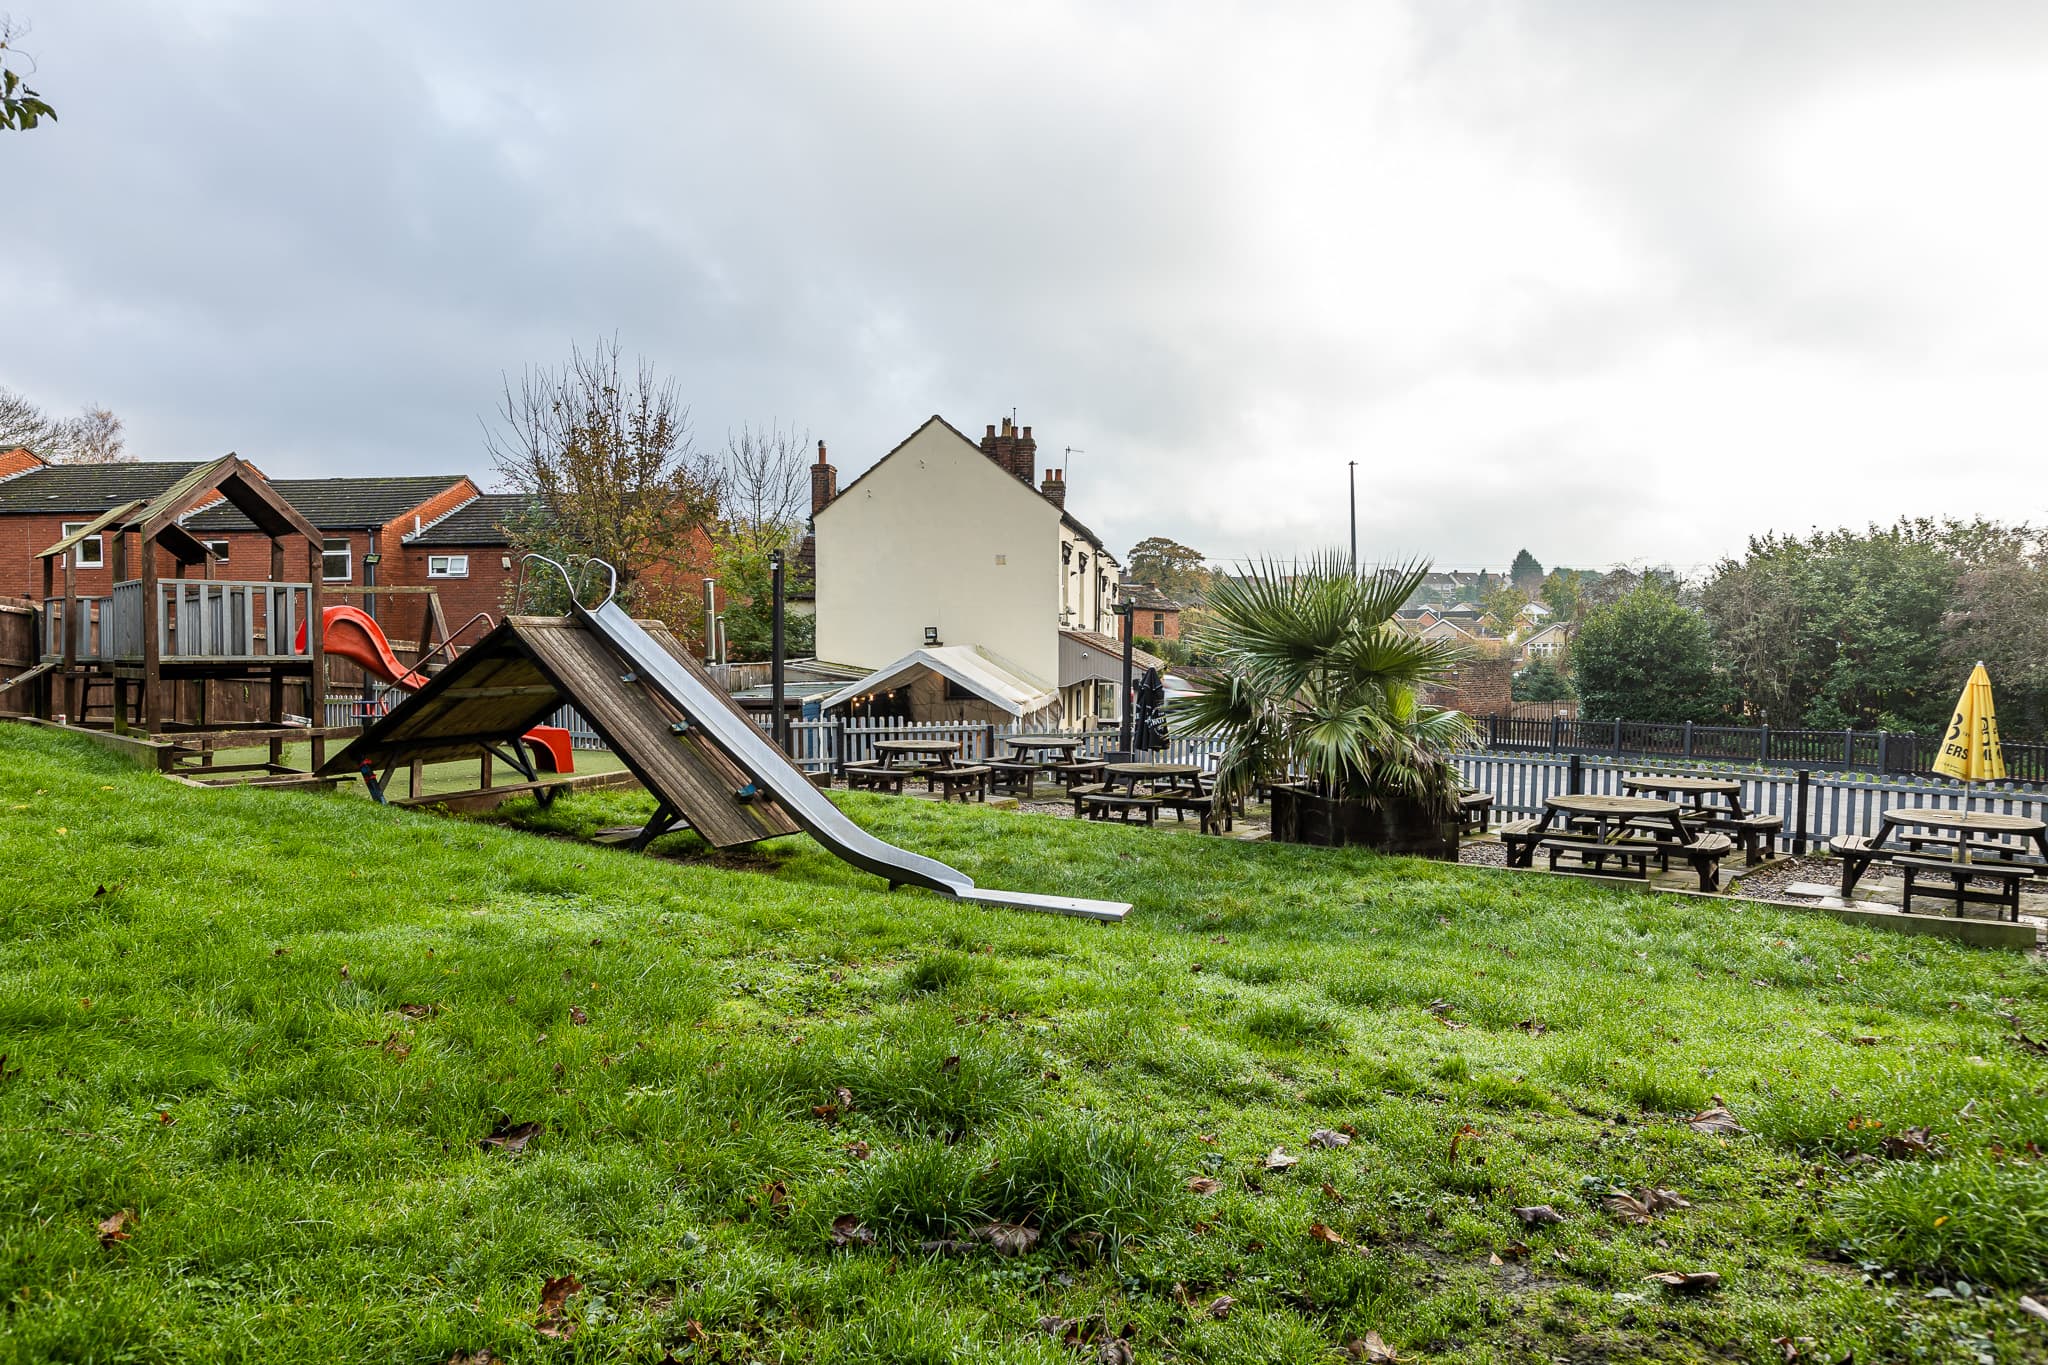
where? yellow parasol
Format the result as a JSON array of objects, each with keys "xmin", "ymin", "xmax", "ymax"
[
  {"xmin": 1932, "ymin": 663, "xmax": 2003, "ymax": 857},
  {"xmin": 1933, "ymin": 662, "xmax": 2004, "ymax": 784}
]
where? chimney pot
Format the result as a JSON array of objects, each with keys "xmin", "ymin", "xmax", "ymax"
[{"xmin": 816, "ymin": 440, "xmax": 828, "ymax": 465}]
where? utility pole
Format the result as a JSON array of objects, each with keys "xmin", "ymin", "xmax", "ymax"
[
  {"xmin": 1118, "ymin": 599, "xmax": 1135, "ymax": 753},
  {"xmin": 1348, "ymin": 460, "xmax": 1358, "ymax": 578}
]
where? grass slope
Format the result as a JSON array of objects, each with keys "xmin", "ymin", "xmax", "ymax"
[{"xmin": 1, "ymin": 724, "xmax": 2045, "ymax": 1364}]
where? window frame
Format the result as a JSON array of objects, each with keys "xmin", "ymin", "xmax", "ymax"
[
  {"xmin": 427, "ymin": 553, "xmax": 470, "ymax": 580},
  {"xmin": 61, "ymin": 521, "xmax": 104, "ymax": 570},
  {"xmin": 203, "ymin": 539, "xmax": 230, "ymax": 562},
  {"xmin": 321, "ymin": 537, "xmax": 353, "ymax": 583}
]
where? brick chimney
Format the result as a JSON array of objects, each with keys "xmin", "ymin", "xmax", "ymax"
[
  {"xmin": 979, "ymin": 417, "xmax": 1039, "ymax": 485},
  {"xmin": 1040, "ymin": 468, "xmax": 1066, "ymax": 509},
  {"xmin": 810, "ymin": 439, "xmax": 838, "ymax": 517}
]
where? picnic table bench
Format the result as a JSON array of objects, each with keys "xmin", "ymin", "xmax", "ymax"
[
  {"xmin": 1623, "ymin": 775, "xmax": 1780, "ymax": 865},
  {"xmin": 1050, "ymin": 759, "xmax": 1108, "ymax": 790},
  {"xmin": 842, "ymin": 762, "xmax": 907, "ymax": 794},
  {"xmin": 1070, "ymin": 785, "xmax": 1161, "ymax": 824},
  {"xmin": 1503, "ymin": 795, "xmax": 1734, "ymax": 891},
  {"xmin": 1831, "ymin": 808, "xmax": 2045, "ymax": 920},
  {"xmin": 982, "ymin": 759, "xmax": 1040, "ymax": 796},
  {"xmin": 1458, "ymin": 789, "xmax": 1494, "ymax": 834},
  {"xmin": 930, "ymin": 764, "xmax": 992, "ymax": 802}
]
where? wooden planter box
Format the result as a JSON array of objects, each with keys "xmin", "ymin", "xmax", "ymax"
[{"xmin": 1267, "ymin": 784, "xmax": 1458, "ymax": 859}]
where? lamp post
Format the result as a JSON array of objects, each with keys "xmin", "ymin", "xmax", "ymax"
[
  {"xmin": 770, "ymin": 549, "xmax": 787, "ymax": 753},
  {"xmin": 1117, "ymin": 599, "xmax": 1135, "ymax": 752},
  {"xmin": 1348, "ymin": 460, "xmax": 1358, "ymax": 579}
]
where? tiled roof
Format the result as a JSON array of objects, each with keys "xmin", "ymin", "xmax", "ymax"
[
  {"xmin": 405, "ymin": 493, "xmax": 534, "ymax": 547},
  {"xmin": 185, "ymin": 476, "xmax": 470, "ymax": 532},
  {"xmin": 0, "ymin": 461, "xmax": 206, "ymax": 515}
]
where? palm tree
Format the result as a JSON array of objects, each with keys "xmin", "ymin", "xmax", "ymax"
[{"xmin": 1175, "ymin": 553, "xmax": 1475, "ymax": 831}]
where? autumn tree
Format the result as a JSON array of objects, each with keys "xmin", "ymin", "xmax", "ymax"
[
  {"xmin": 484, "ymin": 338, "xmax": 722, "ymax": 628},
  {"xmin": 1126, "ymin": 536, "xmax": 1211, "ymax": 605},
  {"xmin": 1, "ymin": 17, "xmax": 55, "ymax": 131}
]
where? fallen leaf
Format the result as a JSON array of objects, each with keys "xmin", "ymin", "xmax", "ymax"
[
  {"xmin": 157, "ymin": 1110, "xmax": 174, "ymax": 1125},
  {"xmin": 1514, "ymin": 1205, "xmax": 1566, "ymax": 1226},
  {"xmin": 535, "ymin": 1273, "xmax": 583, "ymax": 1339},
  {"xmin": 1449, "ymin": 1123, "xmax": 1479, "ymax": 1163},
  {"xmin": 479, "ymin": 1120, "xmax": 540, "ymax": 1154},
  {"xmin": 835, "ymin": 1086, "xmax": 856, "ymax": 1111},
  {"xmin": 570, "ymin": 1006, "xmax": 588, "ymax": 1026},
  {"xmin": 1604, "ymin": 1186, "xmax": 1690, "ymax": 1224},
  {"xmin": 845, "ymin": 1140, "xmax": 871, "ymax": 1160},
  {"xmin": 1497, "ymin": 1241, "xmax": 1532, "ymax": 1260},
  {"xmin": 379, "ymin": 1032, "xmax": 411, "ymax": 1060},
  {"xmin": 1880, "ymin": 1127, "xmax": 1940, "ymax": 1159},
  {"xmin": 97, "ymin": 1208, "xmax": 135, "ymax": 1246},
  {"xmin": 1645, "ymin": 1270, "xmax": 1722, "ymax": 1293},
  {"xmin": 1307, "ymin": 1221, "xmax": 1346, "ymax": 1245},
  {"xmin": 397, "ymin": 1002, "xmax": 438, "ymax": 1019},
  {"xmin": 1309, "ymin": 1128, "xmax": 1351, "ymax": 1149},
  {"xmin": 93, "ymin": 884, "xmax": 107, "ymax": 897},
  {"xmin": 1320, "ymin": 1181, "xmax": 1344, "ymax": 1202},
  {"xmin": 1206, "ymin": 1294, "xmax": 1235, "ymax": 1319},
  {"xmin": 1187, "ymin": 1176, "xmax": 1222, "ymax": 1195},
  {"xmin": 812, "ymin": 1103, "xmax": 841, "ymax": 1121},
  {"xmin": 1686, "ymin": 1106, "xmax": 1746, "ymax": 1136},
  {"xmin": 1516, "ymin": 1018, "xmax": 1547, "ymax": 1036},
  {"xmin": 829, "ymin": 1214, "xmax": 876, "ymax": 1247},
  {"xmin": 977, "ymin": 1222, "xmax": 1040, "ymax": 1255},
  {"xmin": 1489, "ymin": 1252, "xmax": 1503, "ymax": 1265},
  {"xmin": 940, "ymin": 1054, "xmax": 960, "ymax": 1074},
  {"xmin": 759, "ymin": 1179, "xmax": 789, "ymax": 1213},
  {"xmin": 1344, "ymin": 1330, "xmax": 1402, "ymax": 1362},
  {"xmin": 1196, "ymin": 1133, "xmax": 1218, "ymax": 1145},
  {"xmin": 1851, "ymin": 1035, "xmax": 1879, "ymax": 1047},
  {"xmin": 445, "ymin": 1352, "xmax": 498, "ymax": 1365},
  {"xmin": 1262, "ymin": 1147, "xmax": 1299, "ymax": 1171}
]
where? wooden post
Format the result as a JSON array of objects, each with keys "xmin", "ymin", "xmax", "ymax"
[
  {"xmin": 1612, "ymin": 717, "xmax": 1623, "ymax": 758},
  {"xmin": 268, "ymin": 538, "xmax": 286, "ymax": 766},
  {"xmin": 1793, "ymin": 769, "xmax": 1810, "ymax": 856},
  {"xmin": 1682, "ymin": 720, "xmax": 1693, "ymax": 758},
  {"xmin": 1842, "ymin": 728, "xmax": 1855, "ymax": 767},
  {"xmin": 1568, "ymin": 752, "xmax": 1583, "ymax": 795},
  {"xmin": 140, "ymin": 540, "xmax": 161, "ymax": 733},
  {"xmin": 1759, "ymin": 723, "xmax": 1770, "ymax": 765},
  {"xmin": 306, "ymin": 537, "xmax": 325, "ymax": 768}
]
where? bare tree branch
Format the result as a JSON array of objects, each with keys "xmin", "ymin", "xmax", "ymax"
[{"xmin": 720, "ymin": 421, "xmax": 811, "ymax": 555}]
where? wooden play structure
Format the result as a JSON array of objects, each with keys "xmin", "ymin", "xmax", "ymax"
[
  {"xmin": 27, "ymin": 455, "xmax": 351, "ymax": 774},
  {"xmin": 321, "ymin": 557, "xmax": 1128, "ymax": 918}
]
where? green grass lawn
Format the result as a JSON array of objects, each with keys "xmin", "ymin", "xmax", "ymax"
[{"xmin": 2, "ymin": 723, "xmax": 2046, "ymax": 1364}]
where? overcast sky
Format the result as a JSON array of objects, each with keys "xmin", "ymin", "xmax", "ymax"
[{"xmin": 6, "ymin": 1, "xmax": 2047, "ymax": 577}]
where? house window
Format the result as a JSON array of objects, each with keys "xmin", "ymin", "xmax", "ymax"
[
  {"xmin": 203, "ymin": 539, "xmax": 230, "ymax": 561},
  {"xmin": 322, "ymin": 537, "xmax": 352, "ymax": 582},
  {"xmin": 61, "ymin": 522, "xmax": 104, "ymax": 569},
  {"xmin": 1152, "ymin": 612, "xmax": 1166, "ymax": 636},
  {"xmin": 427, "ymin": 554, "xmax": 469, "ymax": 579}
]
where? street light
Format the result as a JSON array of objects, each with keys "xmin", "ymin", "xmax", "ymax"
[{"xmin": 1348, "ymin": 460, "xmax": 1358, "ymax": 579}]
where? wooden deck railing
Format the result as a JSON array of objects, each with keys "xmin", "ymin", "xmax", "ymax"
[{"xmin": 46, "ymin": 581, "xmax": 315, "ymax": 663}]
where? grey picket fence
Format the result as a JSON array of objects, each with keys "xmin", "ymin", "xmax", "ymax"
[{"xmin": 1456, "ymin": 751, "xmax": 2048, "ymax": 853}]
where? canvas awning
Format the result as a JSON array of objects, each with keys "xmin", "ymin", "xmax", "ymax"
[{"xmin": 818, "ymin": 645, "xmax": 1058, "ymax": 719}]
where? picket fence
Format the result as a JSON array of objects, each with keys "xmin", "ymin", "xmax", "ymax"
[{"xmin": 317, "ymin": 697, "xmax": 2037, "ymax": 854}]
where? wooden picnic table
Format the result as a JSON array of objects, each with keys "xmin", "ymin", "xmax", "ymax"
[
  {"xmin": 1621, "ymin": 775, "xmax": 1745, "ymax": 818},
  {"xmin": 1503, "ymin": 794, "xmax": 1732, "ymax": 890},
  {"xmin": 1835, "ymin": 806, "xmax": 2048, "ymax": 898},
  {"xmin": 869, "ymin": 738, "xmax": 962, "ymax": 769},
  {"xmin": 1005, "ymin": 734, "xmax": 1088, "ymax": 763}
]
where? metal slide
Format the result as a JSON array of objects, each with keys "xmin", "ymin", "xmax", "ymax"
[{"xmin": 559, "ymin": 568, "xmax": 1129, "ymax": 922}]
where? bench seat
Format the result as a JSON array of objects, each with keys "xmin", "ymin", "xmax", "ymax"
[
  {"xmin": 1155, "ymin": 790, "xmax": 1233, "ymax": 834},
  {"xmin": 843, "ymin": 764, "xmax": 907, "ymax": 794},
  {"xmin": 1892, "ymin": 853, "xmax": 2028, "ymax": 920},
  {"xmin": 1076, "ymin": 791, "xmax": 1160, "ymax": 825},
  {"xmin": 1457, "ymin": 789, "xmax": 1495, "ymax": 834},
  {"xmin": 982, "ymin": 760, "xmax": 1040, "ymax": 796},
  {"xmin": 931, "ymin": 765, "xmax": 992, "ymax": 803}
]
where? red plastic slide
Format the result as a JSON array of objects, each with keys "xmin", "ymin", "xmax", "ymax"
[{"xmin": 300, "ymin": 606, "xmax": 572, "ymax": 773}]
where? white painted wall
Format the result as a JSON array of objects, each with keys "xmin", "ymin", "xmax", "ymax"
[{"xmin": 815, "ymin": 419, "xmax": 1065, "ymax": 685}]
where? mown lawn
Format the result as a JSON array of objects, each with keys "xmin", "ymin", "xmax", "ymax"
[{"xmin": 2, "ymin": 723, "xmax": 2046, "ymax": 1364}]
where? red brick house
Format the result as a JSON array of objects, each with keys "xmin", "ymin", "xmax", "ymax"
[
  {"xmin": 396, "ymin": 491, "xmax": 532, "ymax": 627},
  {"xmin": 1120, "ymin": 582, "xmax": 1183, "ymax": 643},
  {"xmin": 0, "ymin": 455, "xmax": 217, "ymax": 601}
]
